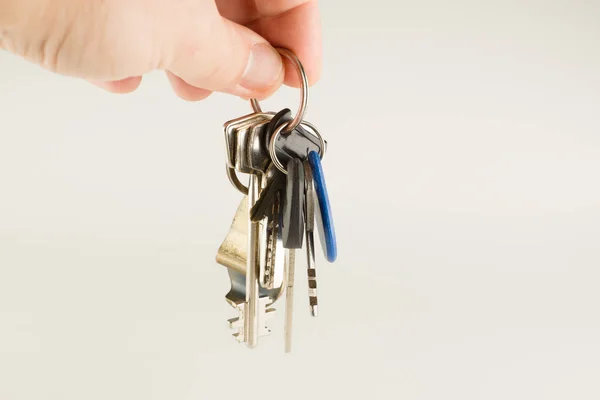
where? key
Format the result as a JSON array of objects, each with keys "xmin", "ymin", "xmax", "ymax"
[
  {"xmin": 215, "ymin": 197, "xmax": 284, "ymax": 342},
  {"xmin": 220, "ymin": 113, "xmax": 285, "ymax": 348},
  {"xmin": 284, "ymin": 247, "xmax": 296, "ymax": 353},
  {"xmin": 259, "ymin": 188, "xmax": 286, "ymax": 290},
  {"xmin": 249, "ymin": 108, "xmax": 293, "ymax": 222},
  {"xmin": 281, "ymin": 157, "xmax": 306, "ymax": 352},
  {"xmin": 228, "ymin": 296, "xmax": 276, "ymax": 342},
  {"xmin": 250, "ymin": 162, "xmax": 285, "ymax": 223},
  {"xmin": 282, "ymin": 158, "xmax": 305, "ymax": 249},
  {"xmin": 303, "ymin": 159, "xmax": 319, "ymax": 317},
  {"xmin": 308, "ymin": 150, "xmax": 337, "ymax": 262},
  {"xmin": 248, "ymin": 110, "xmax": 295, "ymax": 291},
  {"xmin": 245, "ymin": 173, "xmax": 262, "ymax": 347}
]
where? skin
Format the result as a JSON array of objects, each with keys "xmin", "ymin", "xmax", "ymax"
[{"xmin": 0, "ymin": 0, "xmax": 321, "ymax": 101}]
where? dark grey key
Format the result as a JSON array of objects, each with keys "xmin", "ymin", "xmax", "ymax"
[
  {"xmin": 250, "ymin": 162, "xmax": 285, "ymax": 222},
  {"xmin": 281, "ymin": 158, "xmax": 305, "ymax": 249},
  {"xmin": 249, "ymin": 108, "xmax": 293, "ymax": 222}
]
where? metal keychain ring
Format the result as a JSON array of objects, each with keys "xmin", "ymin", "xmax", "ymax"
[
  {"xmin": 226, "ymin": 165, "xmax": 249, "ymax": 195},
  {"xmin": 268, "ymin": 120, "xmax": 326, "ymax": 175},
  {"xmin": 250, "ymin": 48, "xmax": 308, "ymax": 133}
]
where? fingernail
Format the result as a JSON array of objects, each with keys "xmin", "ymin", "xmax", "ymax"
[{"xmin": 240, "ymin": 43, "xmax": 283, "ymax": 90}]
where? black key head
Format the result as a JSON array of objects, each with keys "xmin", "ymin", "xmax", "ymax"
[
  {"xmin": 250, "ymin": 163, "xmax": 286, "ymax": 222},
  {"xmin": 272, "ymin": 114, "xmax": 326, "ymax": 167}
]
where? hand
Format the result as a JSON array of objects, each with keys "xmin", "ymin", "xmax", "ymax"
[{"xmin": 0, "ymin": 0, "xmax": 321, "ymax": 100}]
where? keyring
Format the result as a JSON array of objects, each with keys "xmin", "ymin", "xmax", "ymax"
[
  {"xmin": 226, "ymin": 165, "xmax": 249, "ymax": 195},
  {"xmin": 249, "ymin": 47, "xmax": 308, "ymax": 134},
  {"xmin": 268, "ymin": 119, "xmax": 326, "ymax": 175}
]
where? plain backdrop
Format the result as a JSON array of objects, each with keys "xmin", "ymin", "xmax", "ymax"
[{"xmin": 1, "ymin": 1, "xmax": 600, "ymax": 399}]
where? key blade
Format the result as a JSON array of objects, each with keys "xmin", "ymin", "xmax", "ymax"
[
  {"xmin": 306, "ymin": 231, "xmax": 318, "ymax": 317},
  {"xmin": 282, "ymin": 158, "xmax": 305, "ymax": 249},
  {"xmin": 303, "ymin": 160, "xmax": 316, "ymax": 233},
  {"xmin": 245, "ymin": 174, "xmax": 261, "ymax": 347},
  {"xmin": 259, "ymin": 190, "xmax": 286, "ymax": 291},
  {"xmin": 284, "ymin": 249, "xmax": 296, "ymax": 353},
  {"xmin": 303, "ymin": 159, "xmax": 318, "ymax": 317}
]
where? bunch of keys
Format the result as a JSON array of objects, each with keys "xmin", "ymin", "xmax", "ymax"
[{"xmin": 214, "ymin": 48, "xmax": 337, "ymax": 352}]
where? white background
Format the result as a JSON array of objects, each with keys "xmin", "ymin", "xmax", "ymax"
[{"xmin": 1, "ymin": 1, "xmax": 600, "ymax": 399}]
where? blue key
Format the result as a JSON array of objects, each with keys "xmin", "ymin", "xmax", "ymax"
[{"xmin": 307, "ymin": 151, "xmax": 337, "ymax": 262}]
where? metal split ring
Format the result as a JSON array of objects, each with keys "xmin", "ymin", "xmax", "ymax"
[
  {"xmin": 268, "ymin": 120, "xmax": 326, "ymax": 175},
  {"xmin": 249, "ymin": 47, "xmax": 308, "ymax": 134},
  {"xmin": 226, "ymin": 165, "xmax": 249, "ymax": 195}
]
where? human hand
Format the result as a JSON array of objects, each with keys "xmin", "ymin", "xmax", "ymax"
[{"xmin": 0, "ymin": 0, "xmax": 321, "ymax": 100}]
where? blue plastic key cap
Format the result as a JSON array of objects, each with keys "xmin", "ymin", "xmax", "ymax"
[{"xmin": 307, "ymin": 151, "xmax": 337, "ymax": 262}]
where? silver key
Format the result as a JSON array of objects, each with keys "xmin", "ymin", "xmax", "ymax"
[
  {"xmin": 284, "ymin": 248, "xmax": 296, "ymax": 353},
  {"xmin": 258, "ymin": 184, "xmax": 285, "ymax": 290},
  {"xmin": 228, "ymin": 296, "xmax": 276, "ymax": 342},
  {"xmin": 282, "ymin": 158, "xmax": 304, "ymax": 352},
  {"xmin": 303, "ymin": 159, "xmax": 319, "ymax": 317},
  {"xmin": 218, "ymin": 113, "xmax": 287, "ymax": 348},
  {"xmin": 245, "ymin": 173, "xmax": 262, "ymax": 347},
  {"xmin": 215, "ymin": 197, "xmax": 283, "ymax": 344}
]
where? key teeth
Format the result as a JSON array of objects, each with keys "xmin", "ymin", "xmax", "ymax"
[
  {"xmin": 232, "ymin": 332, "xmax": 244, "ymax": 343},
  {"xmin": 228, "ymin": 317, "xmax": 242, "ymax": 329},
  {"xmin": 228, "ymin": 298, "xmax": 277, "ymax": 343}
]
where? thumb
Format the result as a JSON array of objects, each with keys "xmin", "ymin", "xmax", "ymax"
[{"xmin": 166, "ymin": 15, "xmax": 284, "ymax": 99}]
